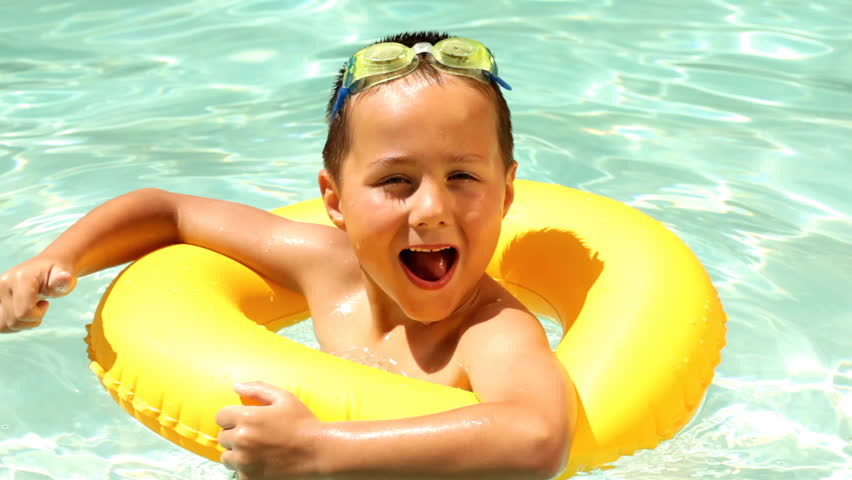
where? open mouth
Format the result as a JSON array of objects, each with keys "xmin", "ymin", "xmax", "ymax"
[{"xmin": 399, "ymin": 246, "xmax": 458, "ymax": 288}]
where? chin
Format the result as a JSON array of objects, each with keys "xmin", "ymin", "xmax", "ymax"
[
  {"xmin": 402, "ymin": 308, "xmax": 447, "ymax": 325},
  {"xmin": 397, "ymin": 300, "xmax": 455, "ymax": 325}
]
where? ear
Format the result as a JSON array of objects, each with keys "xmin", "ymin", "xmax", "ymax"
[
  {"xmin": 502, "ymin": 161, "xmax": 517, "ymax": 218},
  {"xmin": 318, "ymin": 169, "xmax": 346, "ymax": 231}
]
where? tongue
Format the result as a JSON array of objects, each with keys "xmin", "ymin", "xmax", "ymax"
[{"xmin": 403, "ymin": 250, "xmax": 452, "ymax": 282}]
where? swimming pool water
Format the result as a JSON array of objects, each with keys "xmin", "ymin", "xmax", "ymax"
[{"xmin": 1, "ymin": 1, "xmax": 850, "ymax": 479}]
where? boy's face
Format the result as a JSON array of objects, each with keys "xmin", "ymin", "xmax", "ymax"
[{"xmin": 320, "ymin": 73, "xmax": 516, "ymax": 323}]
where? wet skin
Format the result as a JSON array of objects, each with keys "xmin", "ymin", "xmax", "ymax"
[{"xmin": 315, "ymin": 73, "xmax": 518, "ymax": 384}]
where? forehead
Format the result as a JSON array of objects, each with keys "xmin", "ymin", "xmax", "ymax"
[{"xmin": 344, "ymin": 73, "xmax": 499, "ymax": 165}]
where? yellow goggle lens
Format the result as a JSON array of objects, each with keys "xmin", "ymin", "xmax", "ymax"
[
  {"xmin": 432, "ymin": 38, "xmax": 492, "ymax": 69},
  {"xmin": 332, "ymin": 37, "xmax": 508, "ymax": 120},
  {"xmin": 349, "ymin": 42, "xmax": 416, "ymax": 81}
]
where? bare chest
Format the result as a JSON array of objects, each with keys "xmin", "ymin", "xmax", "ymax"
[{"xmin": 305, "ymin": 289, "xmax": 471, "ymax": 390}]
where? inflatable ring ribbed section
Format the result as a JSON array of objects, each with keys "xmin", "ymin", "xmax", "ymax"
[{"xmin": 85, "ymin": 180, "xmax": 725, "ymax": 476}]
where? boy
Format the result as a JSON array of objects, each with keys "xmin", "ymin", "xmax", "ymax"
[{"xmin": 0, "ymin": 32, "xmax": 575, "ymax": 479}]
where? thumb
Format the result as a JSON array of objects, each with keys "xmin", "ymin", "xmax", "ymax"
[
  {"xmin": 234, "ymin": 382, "xmax": 288, "ymax": 407},
  {"xmin": 43, "ymin": 265, "xmax": 76, "ymax": 298}
]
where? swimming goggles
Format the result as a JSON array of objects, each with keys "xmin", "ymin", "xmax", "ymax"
[{"xmin": 330, "ymin": 37, "xmax": 511, "ymax": 120}]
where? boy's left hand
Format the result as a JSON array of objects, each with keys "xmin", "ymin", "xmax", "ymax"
[{"xmin": 216, "ymin": 381, "xmax": 322, "ymax": 479}]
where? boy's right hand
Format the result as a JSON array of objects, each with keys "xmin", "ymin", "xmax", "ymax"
[{"xmin": 0, "ymin": 258, "xmax": 76, "ymax": 333}]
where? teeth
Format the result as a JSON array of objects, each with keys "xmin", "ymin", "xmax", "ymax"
[{"xmin": 407, "ymin": 246, "xmax": 451, "ymax": 252}]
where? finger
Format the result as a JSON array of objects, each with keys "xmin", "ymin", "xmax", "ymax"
[
  {"xmin": 43, "ymin": 265, "xmax": 75, "ymax": 298},
  {"xmin": 218, "ymin": 424, "xmax": 234, "ymax": 450},
  {"xmin": 233, "ymin": 381, "xmax": 289, "ymax": 406},
  {"xmin": 12, "ymin": 275, "xmax": 44, "ymax": 325},
  {"xmin": 220, "ymin": 447, "xmax": 257, "ymax": 478},
  {"xmin": 0, "ymin": 284, "xmax": 11, "ymax": 331},
  {"xmin": 16, "ymin": 302, "xmax": 46, "ymax": 331},
  {"xmin": 220, "ymin": 449, "xmax": 236, "ymax": 471},
  {"xmin": 215, "ymin": 405, "xmax": 243, "ymax": 429}
]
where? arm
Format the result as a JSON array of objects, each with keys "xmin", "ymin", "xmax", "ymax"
[
  {"xmin": 320, "ymin": 308, "xmax": 574, "ymax": 478},
  {"xmin": 1, "ymin": 188, "xmax": 336, "ymax": 332},
  {"xmin": 45, "ymin": 188, "xmax": 332, "ymax": 290},
  {"xmin": 217, "ymin": 308, "xmax": 576, "ymax": 479},
  {"xmin": 1, "ymin": 188, "xmax": 176, "ymax": 332}
]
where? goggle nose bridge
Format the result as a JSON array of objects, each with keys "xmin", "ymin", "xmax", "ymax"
[{"xmin": 412, "ymin": 42, "xmax": 433, "ymax": 56}]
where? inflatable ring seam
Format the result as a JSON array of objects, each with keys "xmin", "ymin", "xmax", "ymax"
[{"xmin": 86, "ymin": 328, "xmax": 220, "ymax": 448}]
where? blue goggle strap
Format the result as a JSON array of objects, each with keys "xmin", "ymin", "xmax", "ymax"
[{"xmin": 330, "ymin": 86, "xmax": 350, "ymax": 121}]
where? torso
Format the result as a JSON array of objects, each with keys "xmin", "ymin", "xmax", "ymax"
[
  {"xmin": 280, "ymin": 219, "xmax": 534, "ymax": 390},
  {"xmin": 305, "ymin": 278, "xmax": 474, "ymax": 390},
  {"xmin": 293, "ymin": 224, "xmax": 513, "ymax": 390}
]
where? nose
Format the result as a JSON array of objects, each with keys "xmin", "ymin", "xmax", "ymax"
[{"xmin": 409, "ymin": 179, "xmax": 451, "ymax": 229}]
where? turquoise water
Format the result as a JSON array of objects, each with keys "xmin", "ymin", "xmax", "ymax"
[{"xmin": 1, "ymin": 0, "xmax": 850, "ymax": 478}]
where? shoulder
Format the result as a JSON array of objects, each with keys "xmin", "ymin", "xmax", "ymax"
[
  {"xmin": 262, "ymin": 217, "xmax": 360, "ymax": 292},
  {"xmin": 456, "ymin": 278, "xmax": 568, "ymax": 408},
  {"xmin": 457, "ymin": 278, "xmax": 551, "ymax": 366},
  {"xmin": 170, "ymin": 192, "xmax": 358, "ymax": 294}
]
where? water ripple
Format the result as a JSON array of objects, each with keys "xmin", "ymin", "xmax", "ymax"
[{"xmin": 0, "ymin": 0, "xmax": 850, "ymax": 478}]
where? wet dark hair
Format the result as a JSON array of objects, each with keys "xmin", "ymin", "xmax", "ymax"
[{"xmin": 321, "ymin": 31, "xmax": 514, "ymax": 183}]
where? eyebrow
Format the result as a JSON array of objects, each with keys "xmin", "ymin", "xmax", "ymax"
[
  {"xmin": 367, "ymin": 156, "xmax": 416, "ymax": 169},
  {"xmin": 367, "ymin": 155, "xmax": 484, "ymax": 169}
]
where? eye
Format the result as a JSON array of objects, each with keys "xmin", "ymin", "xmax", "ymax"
[
  {"xmin": 377, "ymin": 175, "xmax": 410, "ymax": 186},
  {"xmin": 375, "ymin": 176, "xmax": 416, "ymax": 196},
  {"xmin": 448, "ymin": 171, "xmax": 478, "ymax": 181}
]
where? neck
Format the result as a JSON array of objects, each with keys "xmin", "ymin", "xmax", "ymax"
[{"xmin": 359, "ymin": 269, "xmax": 485, "ymax": 337}]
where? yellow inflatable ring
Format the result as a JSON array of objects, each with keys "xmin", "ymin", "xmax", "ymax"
[{"xmin": 85, "ymin": 180, "xmax": 726, "ymax": 476}]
